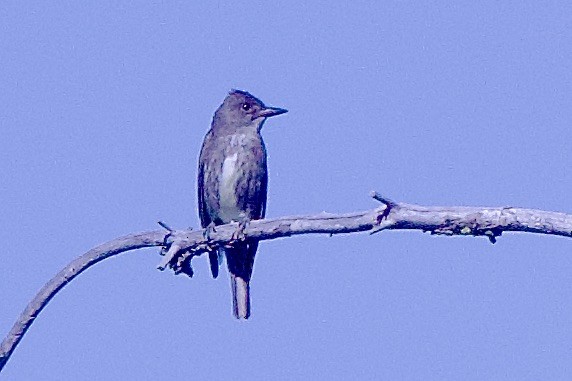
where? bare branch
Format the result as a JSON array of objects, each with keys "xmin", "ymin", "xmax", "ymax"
[
  {"xmin": 2, "ymin": 194, "xmax": 571, "ymax": 371},
  {"xmin": 0, "ymin": 231, "xmax": 165, "ymax": 371}
]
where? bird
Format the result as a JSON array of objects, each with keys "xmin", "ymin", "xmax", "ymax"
[{"xmin": 198, "ymin": 90, "xmax": 287, "ymax": 319}]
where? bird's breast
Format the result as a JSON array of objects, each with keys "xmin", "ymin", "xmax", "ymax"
[{"xmin": 219, "ymin": 152, "xmax": 242, "ymax": 222}]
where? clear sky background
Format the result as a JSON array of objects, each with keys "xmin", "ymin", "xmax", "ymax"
[{"xmin": 1, "ymin": 1, "xmax": 571, "ymax": 380}]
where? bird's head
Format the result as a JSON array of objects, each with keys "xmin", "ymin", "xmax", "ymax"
[{"xmin": 212, "ymin": 89, "xmax": 287, "ymax": 132}]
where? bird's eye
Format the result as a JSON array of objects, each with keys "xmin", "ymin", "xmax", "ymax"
[{"xmin": 242, "ymin": 103, "xmax": 251, "ymax": 111}]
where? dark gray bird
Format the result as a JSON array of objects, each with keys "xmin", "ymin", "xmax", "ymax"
[{"xmin": 198, "ymin": 90, "xmax": 287, "ymax": 319}]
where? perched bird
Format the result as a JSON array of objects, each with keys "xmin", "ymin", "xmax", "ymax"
[{"xmin": 198, "ymin": 90, "xmax": 287, "ymax": 319}]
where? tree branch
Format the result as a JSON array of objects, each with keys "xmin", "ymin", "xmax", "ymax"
[
  {"xmin": 0, "ymin": 232, "xmax": 165, "ymax": 371},
  {"xmin": 2, "ymin": 193, "xmax": 571, "ymax": 371}
]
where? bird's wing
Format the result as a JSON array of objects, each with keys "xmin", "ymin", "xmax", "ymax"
[
  {"xmin": 257, "ymin": 167, "xmax": 268, "ymax": 219},
  {"xmin": 198, "ymin": 130, "xmax": 218, "ymax": 228},
  {"xmin": 197, "ymin": 159, "xmax": 211, "ymax": 228},
  {"xmin": 244, "ymin": 141, "xmax": 268, "ymax": 220},
  {"xmin": 198, "ymin": 131, "xmax": 221, "ymax": 278}
]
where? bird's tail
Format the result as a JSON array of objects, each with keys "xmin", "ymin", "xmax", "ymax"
[
  {"xmin": 230, "ymin": 273, "xmax": 250, "ymax": 319},
  {"xmin": 208, "ymin": 249, "xmax": 223, "ymax": 278},
  {"xmin": 225, "ymin": 241, "xmax": 257, "ymax": 319}
]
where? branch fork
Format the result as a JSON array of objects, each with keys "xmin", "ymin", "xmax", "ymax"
[{"xmin": 157, "ymin": 223, "xmax": 214, "ymax": 277}]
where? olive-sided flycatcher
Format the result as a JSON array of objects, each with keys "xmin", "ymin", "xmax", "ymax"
[{"xmin": 198, "ymin": 90, "xmax": 287, "ymax": 319}]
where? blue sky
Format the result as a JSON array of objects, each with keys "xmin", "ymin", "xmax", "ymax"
[{"xmin": 1, "ymin": 1, "xmax": 571, "ymax": 379}]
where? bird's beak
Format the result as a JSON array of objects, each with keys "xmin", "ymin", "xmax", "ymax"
[{"xmin": 258, "ymin": 106, "xmax": 288, "ymax": 118}]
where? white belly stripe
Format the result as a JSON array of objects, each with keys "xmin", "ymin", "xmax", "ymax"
[{"xmin": 219, "ymin": 152, "xmax": 242, "ymax": 222}]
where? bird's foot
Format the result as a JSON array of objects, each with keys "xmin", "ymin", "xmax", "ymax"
[
  {"xmin": 230, "ymin": 213, "xmax": 249, "ymax": 243},
  {"xmin": 203, "ymin": 222, "xmax": 217, "ymax": 241}
]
